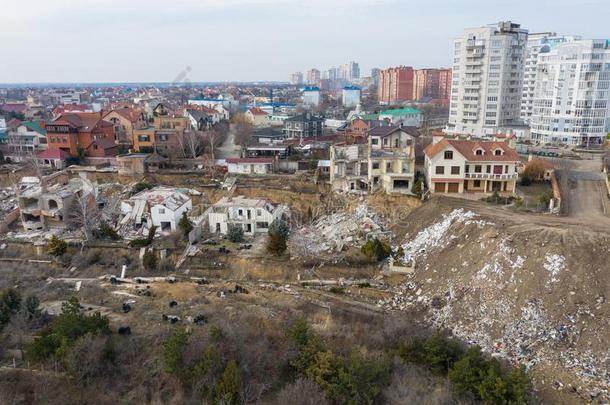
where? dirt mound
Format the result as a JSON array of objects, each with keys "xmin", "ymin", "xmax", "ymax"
[{"xmin": 382, "ymin": 200, "xmax": 610, "ymax": 403}]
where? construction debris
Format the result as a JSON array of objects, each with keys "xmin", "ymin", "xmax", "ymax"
[{"xmin": 290, "ymin": 203, "xmax": 387, "ymax": 258}]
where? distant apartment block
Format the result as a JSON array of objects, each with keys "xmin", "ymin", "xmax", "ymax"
[
  {"xmin": 529, "ymin": 39, "xmax": 610, "ymax": 146},
  {"xmin": 306, "ymin": 69, "xmax": 321, "ymax": 85},
  {"xmin": 447, "ymin": 21, "xmax": 528, "ymax": 136},
  {"xmin": 378, "ymin": 66, "xmax": 415, "ymax": 104},
  {"xmin": 520, "ymin": 33, "xmax": 579, "ymax": 123},
  {"xmin": 290, "ymin": 72, "xmax": 304, "ymax": 85},
  {"xmin": 342, "ymin": 85, "xmax": 361, "ymax": 107},
  {"xmin": 302, "ymin": 86, "xmax": 321, "ymax": 107},
  {"xmin": 413, "ymin": 68, "xmax": 452, "ymax": 104}
]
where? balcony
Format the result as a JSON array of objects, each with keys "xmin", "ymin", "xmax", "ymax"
[{"xmin": 464, "ymin": 173, "xmax": 518, "ymax": 180}]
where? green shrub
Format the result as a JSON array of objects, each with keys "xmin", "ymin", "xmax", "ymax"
[
  {"xmin": 226, "ymin": 226, "xmax": 244, "ymax": 243},
  {"xmin": 520, "ymin": 175, "xmax": 532, "ymax": 186},
  {"xmin": 129, "ymin": 238, "xmax": 150, "ymax": 248},
  {"xmin": 48, "ymin": 235, "xmax": 68, "ymax": 256},
  {"xmin": 361, "ymin": 238, "xmax": 392, "ymax": 262},
  {"xmin": 162, "ymin": 328, "xmax": 191, "ymax": 383},
  {"xmin": 215, "ymin": 360, "xmax": 241, "ymax": 405},
  {"xmin": 142, "ymin": 251, "xmax": 157, "ymax": 271},
  {"xmin": 267, "ymin": 219, "xmax": 289, "ymax": 256},
  {"xmin": 329, "ymin": 287, "xmax": 345, "ymax": 294},
  {"xmin": 27, "ymin": 297, "xmax": 110, "ymax": 363},
  {"xmin": 132, "ymin": 181, "xmax": 153, "ymax": 194},
  {"xmin": 94, "ymin": 221, "xmax": 121, "ymax": 240},
  {"xmin": 178, "ymin": 212, "xmax": 193, "ymax": 239},
  {"xmin": 411, "ymin": 178, "xmax": 424, "ymax": 197},
  {"xmin": 0, "ymin": 288, "xmax": 22, "ymax": 331}
]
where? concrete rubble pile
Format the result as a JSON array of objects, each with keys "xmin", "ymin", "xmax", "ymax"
[
  {"xmin": 376, "ymin": 210, "xmax": 610, "ymax": 402},
  {"xmin": 0, "ymin": 187, "xmax": 17, "ymax": 214},
  {"xmin": 291, "ymin": 203, "xmax": 388, "ymax": 258}
]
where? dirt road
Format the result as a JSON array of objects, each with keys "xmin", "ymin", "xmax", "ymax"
[
  {"xmin": 216, "ymin": 124, "xmax": 240, "ymax": 159},
  {"xmin": 561, "ymin": 157, "xmax": 610, "ymax": 221}
]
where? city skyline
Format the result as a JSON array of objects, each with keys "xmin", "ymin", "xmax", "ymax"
[{"xmin": 1, "ymin": 0, "xmax": 610, "ymax": 83}]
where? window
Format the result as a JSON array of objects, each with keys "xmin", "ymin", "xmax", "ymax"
[
  {"xmin": 494, "ymin": 149, "xmax": 503, "ymax": 156},
  {"xmin": 475, "ymin": 149, "xmax": 484, "ymax": 155},
  {"xmin": 473, "ymin": 180, "xmax": 481, "ymax": 187},
  {"xmin": 435, "ymin": 166, "xmax": 445, "ymax": 175},
  {"xmin": 451, "ymin": 166, "xmax": 460, "ymax": 175},
  {"xmin": 372, "ymin": 162, "xmax": 380, "ymax": 169},
  {"xmin": 371, "ymin": 138, "xmax": 379, "ymax": 145},
  {"xmin": 474, "ymin": 165, "xmax": 482, "ymax": 173},
  {"xmin": 444, "ymin": 150, "xmax": 453, "ymax": 159},
  {"xmin": 158, "ymin": 208, "xmax": 165, "ymax": 214}
]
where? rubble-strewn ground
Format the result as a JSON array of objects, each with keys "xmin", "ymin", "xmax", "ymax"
[
  {"xmin": 377, "ymin": 197, "xmax": 610, "ymax": 403},
  {"xmin": 1, "ymin": 167, "xmax": 609, "ymax": 403}
]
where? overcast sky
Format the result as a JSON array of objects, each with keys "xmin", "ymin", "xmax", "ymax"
[{"xmin": 1, "ymin": 0, "xmax": 609, "ymax": 83}]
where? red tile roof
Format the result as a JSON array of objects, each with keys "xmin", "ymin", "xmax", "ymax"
[
  {"xmin": 86, "ymin": 138, "xmax": 118, "ymax": 150},
  {"xmin": 424, "ymin": 139, "xmax": 520, "ymax": 162},
  {"xmin": 53, "ymin": 104, "xmax": 91, "ymax": 115},
  {"xmin": 248, "ymin": 107, "xmax": 268, "ymax": 116},
  {"xmin": 7, "ymin": 118, "xmax": 22, "ymax": 130},
  {"xmin": 0, "ymin": 103, "xmax": 27, "ymax": 114},
  {"xmin": 53, "ymin": 112, "xmax": 104, "ymax": 131},
  {"xmin": 37, "ymin": 148, "xmax": 70, "ymax": 160},
  {"xmin": 106, "ymin": 107, "xmax": 143, "ymax": 123}
]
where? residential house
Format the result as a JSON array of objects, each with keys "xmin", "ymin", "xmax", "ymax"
[
  {"xmin": 330, "ymin": 125, "xmax": 416, "ymax": 194},
  {"xmin": 283, "ymin": 113, "xmax": 324, "ymax": 141},
  {"xmin": 45, "ymin": 112, "xmax": 115, "ymax": 157},
  {"xmin": 423, "ymin": 138, "xmax": 520, "ymax": 194},
  {"xmin": 17, "ymin": 172, "xmax": 97, "ymax": 231},
  {"xmin": 116, "ymin": 153, "xmax": 167, "ymax": 175},
  {"xmin": 133, "ymin": 114, "xmax": 190, "ymax": 156},
  {"xmin": 245, "ymin": 107, "xmax": 269, "ymax": 127},
  {"xmin": 37, "ymin": 148, "xmax": 70, "ymax": 169},
  {"xmin": 6, "ymin": 120, "xmax": 48, "ymax": 159},
  {"xmin": 103, "ymin": 107, "xmax": 147, "ymax": 145},
  {"xmin": 52, "ymin": 104, "xmax": 93, "ymax": 118},
  {"xmin": 184, "ymin": 108, "xmax": 219, "ymax": 130},
  {"xmin": 208, "ymin": 196, "xmax": 287, "ymax": 235},
  {"xmin": 0, "ymin": 103, "xmax": 28, "ymax": 119},
  {"xmin": 226, "ymin": 157, "xmax": 275, "ymax": 174},
  {"xmin": 120, "ymin": 186, "xmax": 192, "ymax": 233}
]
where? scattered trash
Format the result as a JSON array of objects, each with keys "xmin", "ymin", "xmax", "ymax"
[{"xmin": 162, "ymin": 314, "xmax": 180, "ymax": 324}]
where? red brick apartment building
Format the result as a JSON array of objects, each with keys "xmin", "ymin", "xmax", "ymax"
[{"xmin": 378, "ymin": 66, "xmax": 414, "ymax": 104}]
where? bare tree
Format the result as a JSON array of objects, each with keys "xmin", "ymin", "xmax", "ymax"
[
  {"xmin": 232, "ymin": 113, "xmax": 253, "ymax": 147},
  {"xmin": 67, "ymin": 190, "xmax": 99, "ymax": 242},
  {"xmin": 177, "ymin": 130, "xmax": 206, "ymax": 159},
  {"xmin": 22, "ymin": 150, "xmax": 44, "ymax": 179},
  {"xmin": 203, "ymin": 129, "xmax": 226, "ymax": 162}
]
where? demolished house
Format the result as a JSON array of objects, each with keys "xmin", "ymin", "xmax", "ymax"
[
  {"xmin": 119, "ymin": 186, "xmax": 192, "ymax": 235},
  {"xmin": 16, "ymin": 172, "xmax": 97, "ymax": 231},
  {"xmin": 208, "ymin": 196, "xmax": 287, "ymax": 235},
  {"xmin": 329, "ymin": 125, "xmax": 416, "ymax": 195}
]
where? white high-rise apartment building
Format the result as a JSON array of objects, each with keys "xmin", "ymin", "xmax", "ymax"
[
  {"xmin": 530, "ymin": 39, "xmax": 610, "ymax": 146},
  {"xmin": 447, "ymin": 21, "xmax": 528, "ymax": 136},
  {"xmin": 290, "ymin": 72, "xmax": 304, "ymax": 85},
  {"xmin": 520, "ymin": 33, "xmax": 579, "ymax": 123}
]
